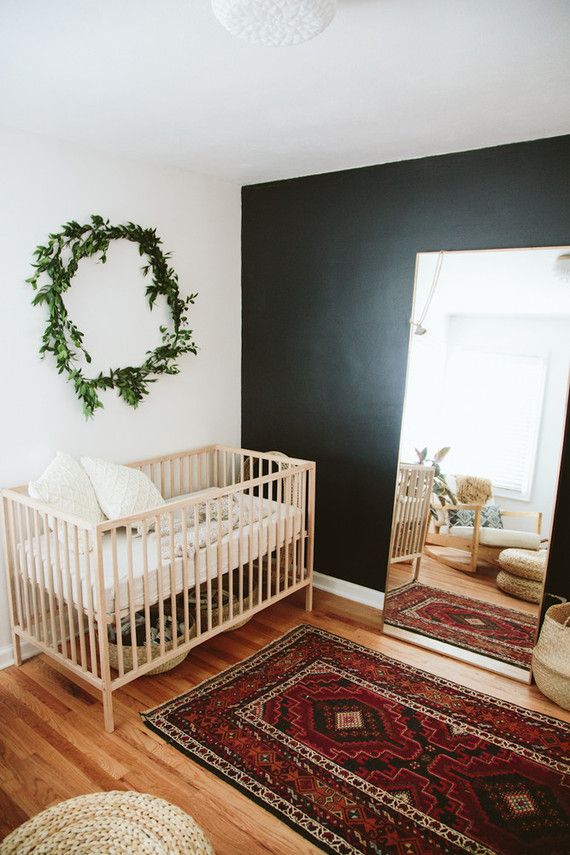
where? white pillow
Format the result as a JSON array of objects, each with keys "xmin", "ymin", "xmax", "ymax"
[
  {"xmin": 29, "ymin": 451, "xmax": 105, "ymax": 524},
  {"xmin": 81, "ymin": 456, "xmax": 165, "ymax": 520}
]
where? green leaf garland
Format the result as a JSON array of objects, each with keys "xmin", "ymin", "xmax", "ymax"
[{"xmin": 26, "ymin": 215, "xmax": 198, "ymax": 417}]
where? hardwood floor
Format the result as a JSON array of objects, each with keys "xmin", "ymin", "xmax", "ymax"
[{"xmin": 0, "ymin": 588, "xmax": 567, "ymax": 852}]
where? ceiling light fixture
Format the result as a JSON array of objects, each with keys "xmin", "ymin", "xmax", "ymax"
[{"xmin": 211, "ymin": 0, "xmax": 337, "ymax": 47}]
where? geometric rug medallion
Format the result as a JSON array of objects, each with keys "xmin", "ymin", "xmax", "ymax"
[
  {"xmin": 384, "ymin": 582, "xmax": 537, "ymax": 668},
  {"xmin": 143, "ymin": 625, "xmax": 569, "ymax": 854}
]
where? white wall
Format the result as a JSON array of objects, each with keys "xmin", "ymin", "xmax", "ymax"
[{"xmin": 0, "ymin": 128, "xmax": 241, "ymax": 662}]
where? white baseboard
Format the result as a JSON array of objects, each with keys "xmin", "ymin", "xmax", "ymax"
[
  {"xmin": 0, "ymin": 638, "xmax": 40, "ymax": 670},
  {"xmin": 313, "ymin": 571, "xmax": 384, "ymax": 610}
]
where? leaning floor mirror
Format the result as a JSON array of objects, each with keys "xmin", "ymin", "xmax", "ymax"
[{"xmin": 382, "ymin": 246, "xmax": 570, "ymax": 682}]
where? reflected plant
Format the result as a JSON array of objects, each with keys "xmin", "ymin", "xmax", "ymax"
[{"xmin": 416, "ymin": 446, "xmax": 457, "ymax": 519}]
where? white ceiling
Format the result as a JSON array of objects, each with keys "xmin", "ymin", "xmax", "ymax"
[{"xmin": 1, "ymin": 0, "xmax": 569, "ymax": 184}]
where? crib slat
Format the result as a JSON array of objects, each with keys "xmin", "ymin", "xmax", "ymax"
[
  {"xmin": 237, "ymin": 489, "xmax": 244, "ymax": 616},
  {"xmin": 24, "ymin": 507, "xmax": 40, "ymax": 639},
  {"xmin": 168, "ymin": 510, "xmax": 178, "ymax": 651},
  {"xmin": 193, "ymin": 503, "xmax": 201, "ymax": 638},
  {"xmin": 141, "ymin": 522, "xmax": 152, "ymax": 666},
  {"xmin": 126, "ymin": 525, "xmax": 138, "ymax": 671},
  {"xmin": 51, "ymin": 519, "xmax": 68, "ymax": 658},
  {"xmin": 72, "ymin": 525, "xmax": 88, "ymax": 670},
  {"xmin": 300, "ymin": 469, "xmax": 307, "ymax": 581},
  {"xmin": 215, "ymin": 497, "xmax": 223, "ymax": 626},
  {"xmin": 111, "ymin": 527, "xmax": 123, "ymax": 677},
  {"xmin": 265, "ymin": 475, "xmax": 271, "ymax": 600},
  {"xmin": 205, "ymin": 500, "xmax": 212, "ymax": 631},
  {"xmin": 155, "ymin": 514, "xmax": 166, "ymax": 658},
  {"xmin": 31, "ymin": 509, "xmax": 48, "ymax": 644},
  {"xmin": 8, "ymin": 503, "xmax": 24, "ymax": 631},
  {"xmin": 42, "ymin": 512, "xmax": 58, "ymax": 649},
  {"xmin": 17, "ymin": 506, "xmax": 32, "ymax": 634},
  {"xmin": 284, "ymin": 473, "xmax": 291, "ymax": 592},
  {"xmin": 275, "ymin": 472, "xmax": 283, "ymax": 594},
  {"xmin": 180, "ymin": 505, "xmax": 190, "ymax": 644},
  {"xmin": 82, "ymin": 529, "xmax": 98, "ymax": 678},
  {"xmin": 248, "ymin": 475, "xmax": 254, "ymax": 610},
  {"xmin": 62, "ymin": 522, "xmax": 77, "ymax": 666}
]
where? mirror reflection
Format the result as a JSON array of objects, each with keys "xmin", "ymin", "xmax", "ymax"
[{"xmin": 383, "ymin": 247, "xmax": 570, "ymax": 679}]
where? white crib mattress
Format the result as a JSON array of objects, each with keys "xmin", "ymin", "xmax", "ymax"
[{"xmin": 18, "ymin": 497, "xmax": 303, "ymax": 615}]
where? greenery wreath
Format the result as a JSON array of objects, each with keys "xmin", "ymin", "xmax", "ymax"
[{"xmin": 26, "ymin": 215, "xmax": 198, "ymax": 418}]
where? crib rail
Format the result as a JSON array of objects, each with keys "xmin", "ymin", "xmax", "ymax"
[{"xmin": 1, "ymin": 446, "xmax": 316, "ymax": 731}]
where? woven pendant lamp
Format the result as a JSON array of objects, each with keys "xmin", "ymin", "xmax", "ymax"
[{"xmin": 211, "ymin": 0, "xmax": 337, "ymax": 46}]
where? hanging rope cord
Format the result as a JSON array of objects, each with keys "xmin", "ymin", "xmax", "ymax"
[{"xmin": 412, "ymin": 250, "xmax": 445, "ymax": 329}]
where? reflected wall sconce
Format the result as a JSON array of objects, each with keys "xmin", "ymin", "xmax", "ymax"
[
  {"xmin": 410, "ymin": 251, "xmax": 445, "ymax": 336},
  {"xmin": 554, "ymin": 251, "xmax": 570, "ymax": 282}
]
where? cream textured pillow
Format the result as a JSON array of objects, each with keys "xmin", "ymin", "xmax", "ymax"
[
  {"xmin": 29, "ymin": 452, "xmax": 106, "ymax": 524},
  {"xmin": 81, "ymin": 456, "xmax": 165, "ymax": 520}
]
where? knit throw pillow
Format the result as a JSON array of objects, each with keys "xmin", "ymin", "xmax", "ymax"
[
  {"xmin": 29, "ymin": 451, "xmax": 105, "ymax": 525},
  {"xmin": 81, "ymin": 456, "xmax": 165, "ymax": 520},
  {"xmin": 448, "ymin": 504, "xmax": 504, "ymax": 529}
]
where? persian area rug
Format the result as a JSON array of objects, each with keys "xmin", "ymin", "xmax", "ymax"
[
  {"xmin": 142, "ymin": 624, "xmax": 570, "ymax": 855},
  {"xmin": 384, "ymin": 582, "xmax": 537, "ymax": 668}
]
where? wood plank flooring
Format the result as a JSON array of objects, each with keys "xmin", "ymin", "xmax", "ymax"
[{"xmin": 0, "ymin": 588, "xmax": 567, "ymax": 852}]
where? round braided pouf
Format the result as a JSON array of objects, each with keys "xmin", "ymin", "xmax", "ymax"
[
  {"xmin": 496, "ymin": 570, "xmax": 543, "ymax": 604},
  {"xmin": 498, "ymin": 547, "xmax": 547, "ymax": 582},
  {"xmin": 0, "ymin": 791, "xmax": 215, "ymax": 855}
]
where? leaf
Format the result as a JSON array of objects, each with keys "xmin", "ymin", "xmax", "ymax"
[{"xmin": 434, "ymin": 446, "xmax": 451, "ymax": 463}]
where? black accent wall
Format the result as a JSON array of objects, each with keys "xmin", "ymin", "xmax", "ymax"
[{"xmin": 242, "ymin": 135, "xmax": 570, "ymax": 601}]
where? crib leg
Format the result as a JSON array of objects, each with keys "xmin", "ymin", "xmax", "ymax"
[
  {"xmin": 412, "ymin": 555, "xmax": 421, "ymax": 582},
  {"xmin": 12, "ymin": 633, "xmax": 22, "ymax": 667},
  {"xmin": 102, "ymin": 686, "xmax": 115, "ymax": 733},
  {"xmin": 304, "ymin": 583, "xmax": 313, "ymax": 612}
]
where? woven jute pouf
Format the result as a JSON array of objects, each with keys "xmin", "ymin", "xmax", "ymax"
[
  {"xmin": 498, "ymin": 547, "xmax": 547, "ymax": 582},
  {"xmin": 496, "ymin": 569, "xmax": 543, "ymax": 604},
  {"xmin": 0, "ymin": 791, "xmax": 215, "ymax": 855}
]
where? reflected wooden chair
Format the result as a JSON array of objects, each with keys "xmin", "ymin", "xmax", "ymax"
[{"xmin": 425, "ymin": 475, "xmax": 543, "ymax": 574}]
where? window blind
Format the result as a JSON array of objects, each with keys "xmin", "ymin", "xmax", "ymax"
[{"xmin": 442, "ymin": 349, "xmax": 546, "ymax": 498}]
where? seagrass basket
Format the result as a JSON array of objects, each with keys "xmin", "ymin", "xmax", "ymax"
[
  {"xmin": 191, "ymin": 575, "xmax": 258, "ymax": 631},
  {"xmin": 109, "ymin": 613, "xmax": 196, "ymax": 675},
  {"xmin": 532, "ymin": 602, "xmax": 570, "ymax": 710}
]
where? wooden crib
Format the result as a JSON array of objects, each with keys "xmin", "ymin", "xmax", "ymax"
[{"xmin": 1, "ymin": 445, "xmax": 316, "ymax": 731}]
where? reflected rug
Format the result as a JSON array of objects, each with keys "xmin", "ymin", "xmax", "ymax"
[
  {"xmin": 142, "ymin": 624, "xmax": 569, "ymax": 855},
  {"xmin": 384, "ymin": 582, "xmax": 537, "ymax": 668}
]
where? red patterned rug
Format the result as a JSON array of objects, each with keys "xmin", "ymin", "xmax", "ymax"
[
  {"xmin": 384, "ymin": 582, "xmax": 537, "ymax": 668},
  {"xmin": 143, "ymin": 625, "xmax": 570, "ymax": 855}
]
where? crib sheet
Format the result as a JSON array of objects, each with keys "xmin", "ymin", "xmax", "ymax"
[{"xmin": 18, "ymin": 497, "xmax": 303, "ymax": 615}]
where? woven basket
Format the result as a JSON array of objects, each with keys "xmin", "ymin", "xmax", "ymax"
[
  {"xmin": 195, "ymin": 579, "xmax": 258, "ymax": 631},
  {"xmin": 0, "ymin": 790, "xmax": 214, "ymax": 854},
  {"xmin": 109, "ymin": 614, "xmax": 196, "ymax": 675},
  {"xmin": 496, "ymin": 569, "xmax": 543, "ymax": 603},
  {"xmin": 532, "ymin": 602, "xmax": 570, "ymax": 710}
]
